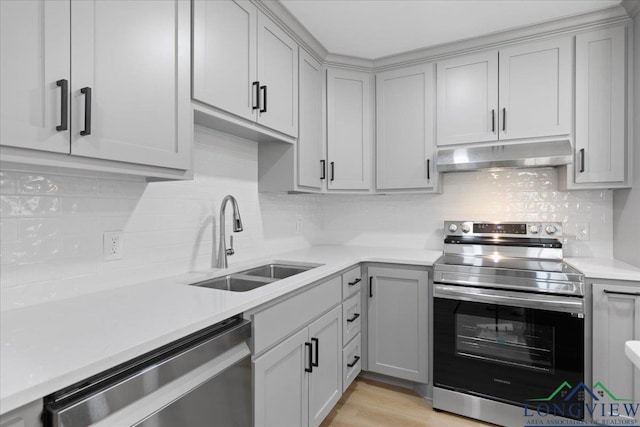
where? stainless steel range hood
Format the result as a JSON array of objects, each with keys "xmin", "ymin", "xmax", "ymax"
[{"xmin": 436, "ymin": 140, "xmax": 573, "ymax": 172}]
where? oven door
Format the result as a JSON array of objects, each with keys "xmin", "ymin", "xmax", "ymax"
[{"xmin": 434, "ymin": 284, "xmax": 584, "ymax": 413}]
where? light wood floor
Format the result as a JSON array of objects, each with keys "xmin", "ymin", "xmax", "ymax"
[{"xmin": 320, "ymin": 378, "xmax": 491, "ymax": 427}]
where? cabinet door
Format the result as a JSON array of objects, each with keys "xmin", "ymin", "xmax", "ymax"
[
  {"xmin": 436, "ymin": 51, "xmax": 498, "ymax": 145},
  {"xmin": 308, "ymin": 306, "xmax": 342, "ymax": 427},
  {"xmin": 298, "ymin": 49, "xmax": 323, "ymax": 190},
  {"xmin": 257, "ymin": 12, "xmax": 299, "ymax": 137},
  {"xmin": 376, "ymin": 63, "xmax": 435, "ymax": 190},
  {"xmin": 592, "ymin": 284, "xmax": 640, "ymax": 418},
  {"xmin": 498, "ymin": 37, "xmax": 572, "ymax": 140},
  {"xmin": 367, "ymin": 267, "xmax": 428, "ymax": 382},
  {"xmin": 575, "ymin": 26, "xmax": 626, "ymax": 184},
  {"xmin": 327, "ymin": 69, "xmax": 372, "ymax": 190},
  {"xmin": 193, "ymin": 0, "xmax": 257, "ymax": 123},
  {"xmin": 0, "ymin": 0, "xmax": 70, "ymax": 153},
  {"xmin": 254, "ymin": 328, "xmax": 309, "ymax": 427},
  {"xmin": 70, "ymin": 0, "xmax": 191, "ymax": 170}
]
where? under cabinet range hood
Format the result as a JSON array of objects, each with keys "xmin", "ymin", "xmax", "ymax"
[{"xmin": 436, "ymin": 140, "xmax": 573, "ymax": 172}]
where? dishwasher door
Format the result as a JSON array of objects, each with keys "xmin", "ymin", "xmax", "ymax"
[{"xmin": 45, "ymin": 317, "xmax": 252, "ymax": 427}]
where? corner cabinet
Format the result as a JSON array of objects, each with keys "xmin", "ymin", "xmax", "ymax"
[
  {"xmin": 436, "ymin": 37, "xmax": 572, "ymax": 146},
  {"xmin": 326, "ymin": 68, "xmax": 373, "ymax": 191},
  {"xmin": 375, "ymin": 63, "xmax": 438, "ymax": 192},
  {"xmin": 561, "ymin": 24, "xmax": 631, "ymax": 189},
  {"xmin": 592, "ymin": 282, "xmax": 640, "ymax": 417},
  {"xmin": 367, "ymin": 266, "xmax": 429, "ymax": 383},
  {"xmin": 193, "ymin": 0, "xmax": 298, "ymax": 139},
  {"xmin": 0, "ymin": 0, "xmax": 192, "ymax": 176}
]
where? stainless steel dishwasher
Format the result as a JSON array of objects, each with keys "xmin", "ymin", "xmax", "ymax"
[{"xmin": 43, "ymin": 316, "xmax": 251, "ymax": 427}]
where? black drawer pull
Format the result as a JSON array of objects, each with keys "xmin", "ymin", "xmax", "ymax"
[
  {"xmin": 320, "ymin": 160, "xmax": 326, "ymax": 180},
  {"xmin": 348, "ymin": 278, "xmax": 361, "ymax": 286},
  {"xmin": 347, "ymin": 355, "xmax": 360, "ymax": 368},
  {"xmin": 579, "ymin": 149, "xmax": 585, "ymax": 173},
  {"xmin": 502, "ymin": 108, "xmax": 506, "ymax": 132},
  {"xmin": 491, "ymin": 109, "xmax": 495, "ymax": 133},
  {"xmin": 330, "ymin": 161, "xmax": 335, "ymax": 181},
  {"xmin": 56, "ymin": 79, "xmax": 68, "ymax": 131},
  {"xmin": 427, "ymin": 158, "xmax": 431, "ymax": 180},
  {"xmin": 80, "ymin": 87, "xmax": 92, "ymax": 136},
  {"xmin": 259, "ymin": 85, "xmax": 267, "ymax": 113},
  {"xmin": 305, "ymin": 342, "xmax": 313, "ymax": 373},
  {"xmin": 252, "ymin": 81, "xmax": 260, "ymax": 110},
  {"xmin": 347, "ymin": 313, "xmax": 360, "ymax": 323},
  {"xmin": 311, "ymin": 337, "xmax": 319, "ymax": 367},
  {"xmin": 603, "ymin": 290, "xmax": 640, "ymax": 297},
  {"xmin": 369, "ymin": 276, "xmax": 373, "ymax": 298}
]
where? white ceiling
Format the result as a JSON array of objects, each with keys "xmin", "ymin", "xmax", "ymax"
[{"xmin": 280, "ymin": 0, "xmax": 622, "ymax": 59}]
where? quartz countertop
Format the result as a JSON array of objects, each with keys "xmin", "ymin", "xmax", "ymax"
[
  {"xmin": 0, "ymin": 245, "xmax": 441, "ymax": 415},
  {"xmin": 565, "ymin": 257, "xmax": 640, "ymax": 282}
]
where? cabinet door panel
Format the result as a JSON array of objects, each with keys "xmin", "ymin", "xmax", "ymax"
[
  {"xmin": 376, "ymin": 63, "xmax": 435, "ymax": 190},
  {"xmin": 0, "ymin": 0, "xmax": 70, "ymax": 153},
  {"xmin": 498, "ymin": 37, "xmax": 572, "ymax": 140},
  {"xmin": 575, "ymin": 26, "xmax": 626, "ymax": 184},
  {"xmin": 592, "ymin": 284, "xmax": 640, "ymax": 416},
  {"xmin": 193, "ymin": 0, "xmax": 257, "ymax": 122},
  {"xmin": 257, "ymin": 12, "xmax": 298, "ymax": 137},
  {"xmin": 308, "ymin": 306, "xmax": 342, "ymax": 427},
  {"xmin": 327, "ymin": 69, "xmax": 372, "ymax": 190},
  {"xmin": 71, "ymin": 0, "xmax": 191, "ymax": 170},
  {"xmin": 367, "ymin": 267, "xmax": 428, "ymax": 382},
  {"xmin": 436, "ymin": 51, "xmax": 498, "ymax": 145},
  {"xmin": 297, "ymin": 50, "xmax": 323, "ymax": 189},
  {"xmin": 254, "ymin": 328, "xmax": 309, "ymax": 427}
]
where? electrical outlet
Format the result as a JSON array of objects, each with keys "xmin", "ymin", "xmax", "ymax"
[
  {"xmin": 575, "ymin": 223, "xmax": 590, "ymax": 241},
  {"xmin": 103, "ymin": 231, "xmax": 123, "ymax": 261}
]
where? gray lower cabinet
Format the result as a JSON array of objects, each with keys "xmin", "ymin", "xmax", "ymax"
[
  {"xmin": 0, "ymin": 401, "xmax": 41, "ymax": 427},
  {"xmin": 592, "ymin": 281, "xmax": 640, "ymax": 420},
  {"xmin": 367, "ymin": 266, "xmax": 428, "ymax": 383},
  {"xmin": 253, "ymin": 305, "xmax": 342, "ymax": 427}
]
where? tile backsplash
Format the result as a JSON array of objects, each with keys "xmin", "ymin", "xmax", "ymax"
[{"xmin": 0, "ymin": 128, "xmax": 613, "ymax": 310}]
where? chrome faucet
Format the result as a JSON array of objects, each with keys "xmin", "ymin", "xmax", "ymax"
[{"xmin": 217, "ymin": 195, "xmax": 243, "ymax": 269}]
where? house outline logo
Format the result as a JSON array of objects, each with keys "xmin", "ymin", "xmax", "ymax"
[{"xmin": 528, "ymin": 381, "xmax": 633, "ymax": 402}]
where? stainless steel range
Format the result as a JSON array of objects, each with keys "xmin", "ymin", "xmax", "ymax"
[{"xmin": 433, "ymin": 221, "xmax": 586, "ymax": 427}]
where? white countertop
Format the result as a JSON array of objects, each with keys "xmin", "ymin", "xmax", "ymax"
[
  {"xmin": 625, "ymin": 341, "xmax": 640, "ymax": 370},
  {"xmin": 565, "ymin": 257, "xmax": 640, "ymax": 282},
  {"xmin": 0, "ymin": 245, "xmax": 440, "ymax": 415}
]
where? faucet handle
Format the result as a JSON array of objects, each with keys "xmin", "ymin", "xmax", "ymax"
[{"xmin": 226, "ymin": 235, "xmax": 235, "ymax": 256}]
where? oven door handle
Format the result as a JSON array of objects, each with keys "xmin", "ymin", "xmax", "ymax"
[{"xmin": 434, "ymin": 284, "xmax": 584, "ymax": 314}]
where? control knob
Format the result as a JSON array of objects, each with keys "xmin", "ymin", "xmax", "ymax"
[
  {"xmin": 545, "ymin": 225, "xmax": 557, "ymax": 235},
  {"xmin": 530, "ymin": 225, "xmax": 540, "ymax": 234},
  {"xmin": 461, "ymin": 223, "xmax": 471, "ymax": 233},
  {"xmin": 448, "ymin": 224, "xmax": 458, "ymax": 233}
]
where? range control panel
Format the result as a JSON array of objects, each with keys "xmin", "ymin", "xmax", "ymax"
[{"xmin": 444, "ymin": 221, "xmax": 563, "ymax": 238}]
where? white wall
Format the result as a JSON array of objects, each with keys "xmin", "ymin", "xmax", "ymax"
[
  {"xmin": 0, "ymin": 127, "xmax": 320, "ymax": 310},
  {"xmin": 612, "ymin": 12, "xmax": 640, "ymax": 268},
  {"xmin": 319, "ymin": 168, "xmax": 613, "ymax": 258}
]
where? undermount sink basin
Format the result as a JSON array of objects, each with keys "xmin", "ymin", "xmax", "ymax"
[{"xmin": 190, "ymin": 262, "xmax": 321, "ymax": 292}]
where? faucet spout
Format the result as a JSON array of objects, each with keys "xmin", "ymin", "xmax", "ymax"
[{"xmin": 217, "ymin": 195, "xmax": 243, "ymax": 269}]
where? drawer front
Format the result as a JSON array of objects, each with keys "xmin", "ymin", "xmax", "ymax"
[
  {"xmin": 342, "ymin": 292, "xmax": 361, "ymax": 346},
  {"xmin": 343, "ymin": 333, "xmax": 362, "ymax": 392},
  {"xmin": 342, "ymin": 266, "xmax": 362, "ymax": 300},
  {"xmin": 252, "ymin": 276, "xmax": 342, "ymax": 355}
]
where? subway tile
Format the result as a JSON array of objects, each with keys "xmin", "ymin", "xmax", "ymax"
[
  {"xmin": 16, "ymin": 173, "xmax": 97, "ymax": 196},
  {"xmin": 0, "ymin": 171, "xmax": 17, "ymax": 194},
  {"xmin": 0, "ymin": 195, "xmax": 60, "ymax": 217},
  {"xmin": 0, "ymin": 218, "xmax": 18, "ymax": 242}
]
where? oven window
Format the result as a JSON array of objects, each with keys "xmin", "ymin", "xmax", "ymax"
[{"xmin": 455, "ymin": 312, "xmax": 554, "ymax": 373}]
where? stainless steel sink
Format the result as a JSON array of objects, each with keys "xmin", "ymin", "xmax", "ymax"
[{"xmin": 190, "ymin": 262, "xmax": 321, "ymax": 292}]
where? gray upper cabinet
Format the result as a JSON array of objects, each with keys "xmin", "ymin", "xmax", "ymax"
[
  {"xmin": 1, "ymin": 0, "xmax": 192, "ymax": 175},
  {"xmin": 193, "ymin": 0, "xmax": 299, "ymax": 139},
  {"xmin": 376, "ymin": 63, "xmax": 437, "ymax": 191}
]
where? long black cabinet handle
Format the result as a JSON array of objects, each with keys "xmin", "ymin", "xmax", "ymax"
[
  {"xmin": 369, "ymin": 276, "xmax": 373, "ymax": 298},
  {"xmin": 330, "ymin": 162, "xmax": 335, "ymax": 181},
  {"xmin": 320, "ymin": 160, "xmax": 326, "ymax": 180},
  {"xmin": 579, "ymin": 149, "xmax": 585, "ymax": 173},
  {"xmin": 347, "ymin": 356, "xmax": 361, "ymax": 368},
  {"xmin": 305, "ymin": 342, "xmax": 313, "ymax": 372},
  {"xmin": 603, "ymin": 290, "xmax": 640, "ymax": 297},
  {"xmin": 259, "ymin": 85, "xmax": 267, "ymax": 113},
  {"xmin": 348, "ymin": 278, "xmax": 361, "ymax": 286},
  {"xmin": 80, "ymin": 87, "xmax": 92, "ymax": 136},
  {"xmin": 347, "ymin": 313, "xmax": 360, "ymax": 323},
  {"xmin": 502, "ymin": 108, "xmax": 506, "ymax": 132},
  {"xmin": 311, "ymin": 337, "xmax": 319, "ymax": 367},
  {"xmin": 252, "ymin": 81, "xmax": 260, "ymax": 110},
  {"xmin": 427, "ymin": 159, "xmax": 431, "ymax": 180},
  {"xmin": 491, "ymin": 109, "xmax": 495, "ymax": 133},
  {"xmin": 56, "ymin": 79, "xmax": 68, "ymax": 131}
]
